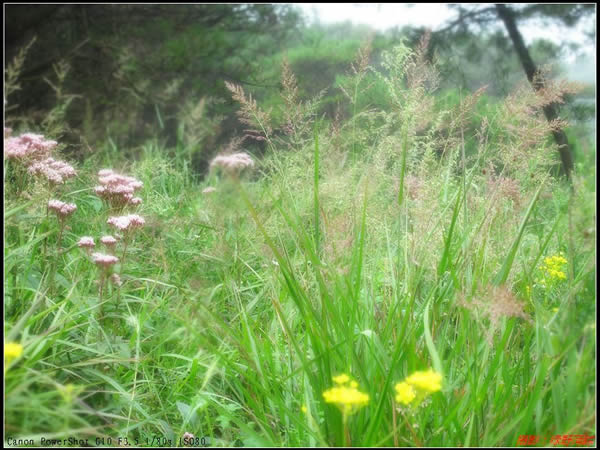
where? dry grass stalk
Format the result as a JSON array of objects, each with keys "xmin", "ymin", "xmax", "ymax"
[
  {"xmin": 459, "ymin": 284, "xmax": 532, "ymax": 344},
  {"xmin": 406, "ymin": 30, "xmax": 439, "ymax": 93},
  {"xmin": 225, "ymin": 81, "xmax": 272, "ymax": 143},
  {"xmin": 322, "ymin": 211, "xmax": 355, "ymax": 275},
  {"xmin": 351, "ymin": 35, "xmax": 373, "ymax": 79},
  {"xmin": 492, "ymin": 68, "xmax": 583, "ymax": 177},
  {"xmin": 486, "ymin": 173, "xmax": 521, "ymax": 207}
]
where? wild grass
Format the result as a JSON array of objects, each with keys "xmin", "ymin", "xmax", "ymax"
[{"xmin": 4, "ymin": 37, "xmax": 596, "ymax": 447}]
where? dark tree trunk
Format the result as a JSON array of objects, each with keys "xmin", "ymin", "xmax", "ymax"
[{"xmin": 495, "ymin": 4, "xmax": 573, "ymax": 180}]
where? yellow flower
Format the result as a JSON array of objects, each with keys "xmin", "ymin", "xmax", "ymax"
[
  {"xmin": 394, "ymin": 381, "xmax": 416, "ymax": 405},
  {"xmin": 323, "ymin": 377, "xmax": 369, "ymax": 416},
  {"xmin": 5, "ymin": 341, "xmax": 23, "ymax": 364},
  {"xmin": 333, "ymin": 374, "xmax": 350, "ymax": 385},
  {"xmin": 395, "ymin": 368, "xmax": 443, "ymax": 407},
  {"xmin": 552, "ymin": 307, "xmax": 559, "ymax": 313},
  {"xmin": 58, "ymin": 383, "xmax": 81, "ymax": 403},
  {"xmin": 405, "ymin": 369, "xmax": 442, "ymax": 393},
  {"xmin": 539, "ymin": 254, "xmax": 568, "ymax": 285},
  {"xmin": 301, "ymin": 405, "xmax": 307, "ymax": 414}
]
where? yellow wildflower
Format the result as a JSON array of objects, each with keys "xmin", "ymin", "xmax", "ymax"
[
  {"xmin": 58, "ymin": 383, "xmax": 81, "ymax": 403},
  {"xmin": 539, "ymin": 254, "xmax": 568, "ymax": 286},
  {"xmin": 333, "ymin": 374, "xmax": 350, "ymax": 385},
  {"xmin": 5, "ymin": 341, "xmax": 23, "ymax": 364},
  {"xmin": 395, "ymin": 368, "xmax": 443, "ymax": 407},
  {"xmin": 405, "ymin": 369, "xmax": 443, "ymax": 393},
  {"xmin": 323, "ymin": 375, "xmax": 369, "ymax": 416},
  {"xmin": 301, "ymin": 405, "xmax": 307, "ymax": 414},
  {"xmin": 394, "ymin": 381, "xmax": 416, "ymax": 405}
]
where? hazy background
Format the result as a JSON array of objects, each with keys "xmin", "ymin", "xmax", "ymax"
[
  {"xmin": 298, "ymin": 4, "xmax": 596, "ymax": 80},
  {"xmin": 4, "ymin": 3, "xmax": 596, "ymax": 172}
]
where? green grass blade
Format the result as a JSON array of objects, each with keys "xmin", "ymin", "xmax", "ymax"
[
  {"xmin": 493, "ymin": 177, "xmax": 546, "ymax": 285},
  {"xmin": 424, "ymin": 299, "xmax": 443, "ymax": 375},
  {"xmin": 314, "ymin": 120, "xmax": 320, "ymax": 255}
]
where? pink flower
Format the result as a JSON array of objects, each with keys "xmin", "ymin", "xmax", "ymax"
[
  {"xmin": 107, "ymin": 216, "xmax": 129, "ymax": 231},
  {"xmin": 94, "ymin": 169, "xmax": 143, "ymax": 207},
  {"xmin": 100, "ymin": 235, "xmax": 118, "ymax": 247},
  {"xmin": 107, "ymin": 214, "xmax": 145, "ymax": 232},
  {"xmin": 20, "ymin": 133, "xmax": 57, "ymax": 152},
  {"xmin": 4, "ymin": 133, "xmax": 57, "ymax": 161},
  {"xmin": 48, "ymin": 199, "xmax": 77, "ymax": 218},
  {"xmin": 28, "ymin": 157, "xmax": 77, "ymax": 184},
  {"xmin": 209, "ymin": 152, "xmax": 255, "ymax": 174},
  {"xmin": 202, "ymin": 186, "xmax": 217, "ymax": 194},
  {"xmin": 92, "ymin": 252, "xmax": 119, "ymax": 268},
  {"xmin": 78, "ymin": 236, "xmax": 96, "ymax": 248},
  {"xmin": 98, "ymin": 169, "xmax": 114, "ymax": 177},
  {"xmin": 182, "ymin": 432, "xmax": 196, "ymax": 444},
  {"xmin": 128, "ymin": 214, "xmax": 145, "ymax": 227}
]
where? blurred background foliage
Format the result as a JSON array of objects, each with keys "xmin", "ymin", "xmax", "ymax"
[{"xmin": 4, "ymin": 4, "xmax": 595, "ymax": 175}]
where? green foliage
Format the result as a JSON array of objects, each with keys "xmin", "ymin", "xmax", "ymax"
[
  {"xmin": 4, "ymin": 13, "xmax": 596, "ymax": 448},
  {"xmin": 6, "ymin": 5, "xmax": 594, "ymax": 174},
  {"xmin": 5, "ymin": 4, "xmax": 301, "ymax": 153}
]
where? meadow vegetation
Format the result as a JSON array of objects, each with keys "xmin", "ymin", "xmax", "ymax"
[{"xmin": 4, "ymin": 34, "xmax": 596, "ymax": 447}]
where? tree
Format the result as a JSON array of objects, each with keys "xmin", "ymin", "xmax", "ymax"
[
  {"xmin": 4, "ymin": 4, "xmax": 303, "ymax": 151},
  {"xmin": 434, "ymin": 4, "xmax": 595, "ymax": 180}
]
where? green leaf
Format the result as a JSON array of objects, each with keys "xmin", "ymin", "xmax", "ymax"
[
  {"xmin": 424, "ymin": 300, "xmax": 443, "ymax": 375},
  {"xmin": 4, "ymin": 198, "xmax": 35, "ymax": 219},
  {"xmin": 493, "ymin": 178, "xmax": 546, "ymax": 285},
  {"xmin": 437, "ymin": 190, "xmax": 463, "ymax": 279},
  {"xmin": 176, "ymin": 401, "xmax": 198, "ymax": 428},
  {"xmin": 313, "ymin": 120, "xmax": 320, "ymax": 254}
]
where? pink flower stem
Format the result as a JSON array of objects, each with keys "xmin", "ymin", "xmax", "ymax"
[
  {"xmin": 43, "ymin": 191, "xmax": 52, "ymax": 262},
  {"xmin": 98, "ymin": 269, "xmax": 106, "ymax": 319},
  {"xmin": 115, "ymin": 236, "xmax": 130, "ymax": 309},
  {"xmin": 120, "ymin": 235, "xmax": 130, "ymax": 270},
  {"xmin": 116, "ymin": 283, "xmax": 121, "ymax": 309},
  {"xmin": 56, "ymin": 220, "xmax": 66, "ymax": 251},
  {"xmin": 47, "ymin": 219, "xmax": 67, "ymax": 295}
]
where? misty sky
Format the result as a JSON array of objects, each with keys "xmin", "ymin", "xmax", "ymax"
[
  {"xmin": 294, "ymin": 4, "xmax": 596, "ymax": 83},
  {"xmin": 295, "ymin": 4, "xmax": 594, "ymax": 46}
]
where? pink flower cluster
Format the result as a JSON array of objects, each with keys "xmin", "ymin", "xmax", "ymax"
[
  {"xmin": 48, "ymin": 199, "xmax": 77, "ymax": 219},
  {"xmin": 94, "ymin": 169, "xmax": 143, "ymax": 208},
  {"xmin": 92, "ymin": 252, "xmax": 119, "ymax": 268},
  {"xmin": 107, "ymin": 214, "xmax": 145, "ymax": 232},
  {"xmin": 4, "ymin": 132, "xmax": 77, "ymax": 186},
  {"xmin": 78, "ymin": 235, "xmax": 120, "ymax": 252},
  {"xmin": 28, "ymin": 157, "xmax": 77, "ymax": 185},
  {"xmin": 100, "ymin": 235, "xmax": 118, "ymax": 247},
  {"xmin": 209, "ymin": 152, "xmax": 255, "ymax": 174},
  {"xmin": 4, "ymin": 133, "xmax": 57, "ymax": 161},
  {"xmin": 78, "ymin": 236, "xmax": 96, "ymax": 248}
]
